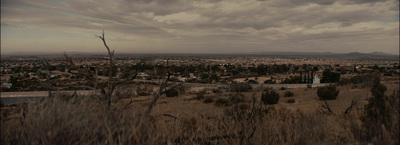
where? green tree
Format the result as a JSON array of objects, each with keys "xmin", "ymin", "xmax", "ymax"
[
  {"xmin": 362, "ymin": 75, "xmax": 389, "ymax": 125},
  {"xmin": 321, "ymin": 69, "xmax": 340, "ymax": 83}
]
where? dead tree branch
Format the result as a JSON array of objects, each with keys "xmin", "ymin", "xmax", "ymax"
[
  {"xmin": 144, "ymin": 59, "xmax": 185, "ymax": 116},
  {"xmin": 319, "ymin": 100, "xmax": 334, "ymax": 115},
  {"xmin": 64, "ymin": 30, "xmax": 138, "ymax": 107},
  {"xmin": 344, "ymin": 96, "xmax": 360, "ymax": 114}
]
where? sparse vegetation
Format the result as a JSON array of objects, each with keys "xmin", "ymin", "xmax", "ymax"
[
  {"xmin": 1, "ymin": 77, "xmax": 399, "ymax": 145},
  {"xmin": 166, "ymin": 88, "xmax": 179, "ymax": 97},
  {"xmin": 215, "ymin": 98, "xmax": 230, "ymax": 106},
  {"xmin": 196, "ymin": 90, "xmax": 206, "ymax": 100},
  {"xmin": 228, "ymin": 93, "xmax": 245, "ymax": 103},
  {"xmin": 317, "ymin": 84, "xmax": 339, "ymax": 100}
]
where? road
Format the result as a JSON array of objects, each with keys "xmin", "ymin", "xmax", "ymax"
[
  {"xmin": 1, "ymin": 90, "xmax": 97, "ymax": 98},
  {"xmin": 1, "ymin": 83, "xmax": 329, "ymax": 98}
]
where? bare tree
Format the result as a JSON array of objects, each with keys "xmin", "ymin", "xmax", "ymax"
[
  {"xmin": 344, "ymin": 96, "xmax": 360, "ymax": 114},
  {"xmin": 40, "ymin": 59, "xmax": 54, "ymax": 98},
  {"xmin": 65, "ymin": 30, "xmax": 183, "ymax": 112},
  {"xmin": 64, "ymin": 30, "xmax": 138, "ymax": 107},
  {"xmin": 144, "ymin": 59, "xmax": 184, "ymax": 116},
  {"xmin": 319, "ymin": 100, "xmax": 334, "ymax": 115}
]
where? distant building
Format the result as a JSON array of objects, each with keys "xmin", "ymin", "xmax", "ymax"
[
  {"xmin": 1, "ymin": 83, "xmax": 12, "ymax": 90},
  {"xmin": 0, "ymin": 75, "xmax": 11, "ymax": 83},
  {"xmin": 137, "ymin": 72, "xmax": 150, "ymax": 79},
  {"xmin": 177, "ymin": 76, "xmax": 188, "ymax": 82},
  {"xmin": 313, "ymin": 76, "xmax": 320, "ymax": 84}
]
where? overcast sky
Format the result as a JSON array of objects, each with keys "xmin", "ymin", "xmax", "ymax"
[{"xmin": 1, "ymin": 0, "xmax": 399, "ymax": 54}]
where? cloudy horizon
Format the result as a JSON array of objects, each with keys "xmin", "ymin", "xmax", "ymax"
[{"xmin": 1, "ymin": 0, "xmax": 399, "ymax": 55}]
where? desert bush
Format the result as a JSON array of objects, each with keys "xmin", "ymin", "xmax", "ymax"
[
  {"xmin": 212, "ymin": 88, "xmax": 223, "ymax": 93},
  {"xmin": 229, "ymin": 94, "xmax": 245, "ymax": 103},
  {"xmin": 264, "ymin": 79, "xmax": 276, "ymax": 84},
  {"xmin": 284, "ymin": 91, "xmax": 294, "ymax": 97},
  {"xmin": 136, "ymin": 85, "xmax": 153, "ymax": 96},
  {"xmin": 317, "ymin": 84, "xmax": 339, "ymax": 100},
  {"xmin": 166, "ymin": 88, "xmax": 179, "ymax": 97},
  {"xmin": 339, "ymin": 73, "xmax": 376, "ymax": 87},
  {"xmin": 248, "ymin": 80, "xmax": 258, "ymax": 84},
  {"xmin": 229, "ymin": 82, "xmax": 253, "ymax": 92},
  {"xmin": 203, "ymin": 97, "xmax": 214, "ymax": 103},
  {"xmin": 215, "ymin": 98, "xmax": 230, "ymax": 106},
  {"xmin": 287, "ymin": 99, "xmax": 295, "ymax": 103},
  {"xmin": 238, "ymin": 103, "xmax": 249, "ymax": 111},
  {"xmin": 261, "ymin": 89, "xmax": 280, "ymax": 104}
]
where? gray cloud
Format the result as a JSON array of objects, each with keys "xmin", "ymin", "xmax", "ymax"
[{"xmin": 1, "ymin": 0, "xmax": 398, "ymax": 54}]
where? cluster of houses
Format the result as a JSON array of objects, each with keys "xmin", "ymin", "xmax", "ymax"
[{"xmin": 1, "ymin": 55, "xmax": 398, "ymax": 91}]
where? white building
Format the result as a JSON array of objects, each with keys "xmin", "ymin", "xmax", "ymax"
[
  {"xmin": 137, "ymin": 72, "xmax": 150, "ymax": 79},
  {"xmin": 313, "ymin": 76, "xmax": 320, "ymax": 84}
]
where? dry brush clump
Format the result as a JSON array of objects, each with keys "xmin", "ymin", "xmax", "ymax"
[
  {"xmin": 287, "ymin": 99, "xmax": 295, "ymax": 103},
  {"xmin": 215, "ymin": 98, "xmax": 230, "ymax": 107},
  {"xmin": 284, "ymin": 90, "xmax": 294, "ymax": 97},
  {"xmin": 261, "ymin": 88, "xmax": 280, "ymax": 104},
  {"xmin": 166, "ymin": 88, "xmax": 179, "ymax": 97},
  {"xmin": 317, "ymin": 84, "xmax": 339, "ymax": 100},
  {"xmin": 203, "ymin": 97, "xmax": 214, "ymax": 103},
  {"xmin": 1, "ymin": 96, "xmax": 212, "ymax": 145}
]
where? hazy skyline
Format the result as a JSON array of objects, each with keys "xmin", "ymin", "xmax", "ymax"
[{"xmin": 1, "ymin": 0, "xmax": 399, "ymax": 54}]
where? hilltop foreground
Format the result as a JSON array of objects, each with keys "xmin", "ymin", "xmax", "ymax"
[{"xmin": 1, "ymin": 76, "xmax": 399, "ymax": 145}]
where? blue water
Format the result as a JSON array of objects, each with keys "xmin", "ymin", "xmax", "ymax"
[{"xmin": 1, "ymin": 97, "xmax": 43, "ymax": 104}]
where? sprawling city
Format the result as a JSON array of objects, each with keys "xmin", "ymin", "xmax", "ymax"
[
  {"xmin": 1, "ymin": 53, "xmax": 399, "ymax": 92},
  {"xmin": 1, "ymin": 52, "xmax": 399, "ymax": 144}
]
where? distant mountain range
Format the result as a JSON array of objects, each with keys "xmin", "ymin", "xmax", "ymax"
[
  {"xmin": 247, "ymin": 51, "xmax": 397, "ymax": 56},
  {"xmin": 1, "ymin": 51, "xmax": 399, "ymax": 58}
]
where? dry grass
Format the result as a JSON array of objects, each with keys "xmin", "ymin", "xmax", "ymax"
[{"xmin": 1, "ymin": 82, "xmax": 399, "ymax": 145}]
